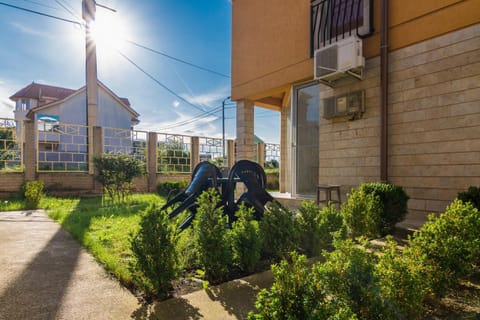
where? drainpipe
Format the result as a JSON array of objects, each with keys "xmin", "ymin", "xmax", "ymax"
[{"xmin": 380, "ymin": 0, "xmax": 389, "ymax": 182}]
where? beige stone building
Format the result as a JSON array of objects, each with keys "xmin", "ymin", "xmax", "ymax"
[{"xmin": 231, "ymin": 0, "xmax": 480, "ymax": 218}]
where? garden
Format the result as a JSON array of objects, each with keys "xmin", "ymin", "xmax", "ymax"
[{"xmin": 1, "ymin": 155, "xmax": 479, "ymax": 319}]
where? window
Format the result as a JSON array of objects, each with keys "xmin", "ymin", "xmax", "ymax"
[
  {"xmin": 19, "ymin": 99, "xmax": 30, "ymax": 111},
  {"xmin": 311, "ymin": 0, "xmax": 373, "ymax": 53}
]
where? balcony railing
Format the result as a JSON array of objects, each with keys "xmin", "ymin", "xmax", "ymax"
[{"xmin": 311, "ymin": 0, "xmax": 373, "ymax": 54}]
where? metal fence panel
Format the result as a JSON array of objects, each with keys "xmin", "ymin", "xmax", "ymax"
[
  {"xmin": 157, "ymin": 133, "xmax": 191, "ymax": 173},
  {"xmin": 0, "ymin": 118, "xmax": 23, "ymax": 172}
]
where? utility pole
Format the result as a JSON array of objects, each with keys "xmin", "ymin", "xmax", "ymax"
[
  {"xmin": 82, "ymin": 0, "xmax": 97, "ymax": 174},
  {"xmin": 222, "ymin": 96, "xmax": 230, "ymax": 165}
]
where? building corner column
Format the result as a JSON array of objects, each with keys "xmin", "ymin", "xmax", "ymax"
[{"xmin": 235, "ymin": 99, "xmax": 255, "ymax": 161}]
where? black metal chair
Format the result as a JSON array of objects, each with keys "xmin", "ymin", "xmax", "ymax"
[
  {"xmin": 225, "ymin": 160, "xmax": 274, "ymax": 223},
  {"xmin": 161, "ymin": 161, "xmax": 222, "ymax": 229}
]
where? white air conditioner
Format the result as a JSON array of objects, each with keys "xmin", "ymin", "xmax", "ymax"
[{"xmin": 314, "ymin": 36, "xmax": 365, "ymax": 86}]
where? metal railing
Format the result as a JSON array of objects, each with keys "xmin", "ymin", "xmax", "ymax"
[
  {"xmin": 157, "ymin": 133, "xmax": 192, "ymax": 173},
  {"xmin": 37, "ymin": 122, "xmax": 88, "ymax": 172},
  {"xmin": 265, "ymin": 143, "xmax": 280, "ymax": 167},
  {"xmin": 311, "ymin": 0, "xmax": 373, "ymax": 54},
  {"xmin": 199, "ymin": 136, "xmax": 226, "ymax": 167},
  {"xmin": 0, "ymin": 118, "xmax": 23, "ymax": 172},
  {"xmin": 103, "ymin": 127, "xmax": 148, "ymax": 169}
]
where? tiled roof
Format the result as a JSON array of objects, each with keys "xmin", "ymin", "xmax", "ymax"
[
  {"xmin": 10, "ymin": 82, "xmax": 131, "ymax": 107},
  {"xmin": 10, "ymin": 82, "xmax": 76, "ymax": 102}
]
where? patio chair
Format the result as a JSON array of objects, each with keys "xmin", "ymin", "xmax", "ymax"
[
  {"xmin": 225, "ymin": 160, "xmax": 274, "ymax": 222},
  {"xmin": 161, "ymin": 161, "xmax": 222, "ymax": 229}
]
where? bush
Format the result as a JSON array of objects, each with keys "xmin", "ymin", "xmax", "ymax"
[
  {"xmin": 314, "ymin": 239, "xmax": 383, "ymax": 318},
  {"xmin": 341, "ymin": 188, "xmax": 383, "ymax": 238},
  {"xmin": 230, "ymin": 204, "xmax": 262, "ymax": 273},
  {"xmin": 406, "ymin": 199, "xmax": 480, "ymax": 296},
  {"xmin": 360, "ymin": 183, "xmax": 409, "ymax": 235},
  {"xmin": 296, "ymin": 201, "xmax": 346, "ymax": 256},
  {"xmin": 193, "ymin": 189, "xmax": 231, "ymax": 282},
  {"xmin": 457, "ymin": 186, "xmax": 480, "ymax": 210},
  {"xmin": 156, "ymin": 180, "xmax": 188, "ymax": 198},
  {"xmin": 130, "ymin": 205, "xmax": 177, "ymax": 300},
  {"xmin": 23, "ymin": 180, "xmax": 44, "ymax": 209},
  {"xmin": 93, "ymin": 155, "xmax": 145, "ymax": 204},
  {"xmin": 259, "ymin": 202, "xmax": 298, "ymax": 260},
  {"xmin": 376, "ymin": 237, "xmax": 430, "ymax": 319}
]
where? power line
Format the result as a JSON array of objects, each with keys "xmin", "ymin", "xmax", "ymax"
[
  {"xmin": 118, "ymin": 51, "xmax": 209, "ymax": 113},
  {"xmin": 20, "ymin": 0, "xmax": 61, "ymax": 11},
  {"xmin": 158, "ymin": 106, "xmax": 224, "ymax": 131},
  {"xmin": 127, "ymin": 40, "xmax": 231, "ymax": 79},
  {"xmin": 0, "ymin": 1, "xmax": 82, "ymax": 26},
  {"xmin": 54, "ymin": 0, "xmax": 82, "ymax": 22}
]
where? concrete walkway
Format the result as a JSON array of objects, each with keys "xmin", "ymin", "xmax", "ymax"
[{"xmin": 0, "ymin": 210, "xmax": 272, "ymax": 319}]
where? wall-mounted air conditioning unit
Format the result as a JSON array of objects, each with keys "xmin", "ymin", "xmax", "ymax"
[
  {"xmin": 323, "ymin": 90, "xmax": 365, "ymax": 119},
  {"xmin": 314, "ymin": 36, "xmax": 365, "ymax": 86}
]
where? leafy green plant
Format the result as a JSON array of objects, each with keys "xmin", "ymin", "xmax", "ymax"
[
  {"xmin": 130, "ymin": 205, "xmax": 177, "ymax": 300},
  {"xmin": 314, "ymin": 238, "xmax": 382, "ymax": 318},
  {"xmin": 406, "ymin": 199, "xmax": 480, "ymax": 296},
  {"xmin": 230, "ymin": 204, "xmax": 262, "ymax": 273},
  {"xmin": 341, "ymin": 188, "xmax": 383, "ymax": 238},
  {"xmin": 22, "ymin": 180, "xmax": 44, "ymax": 209},
  {"xmin": 296, "ymin": 201, "xmax": 346, "ymax": 256},
  {"xmin": 375, "ymin": 237, "xmax": 430, "ymax": 319},
  {"xmin": 360, "ymin": 183, "xmax": 409, "ymax": 235},
  {"xmin": 193, "ymin": 188, "xmax": 231, "ymax": 282},
  {"xmin": 457, "ymin": 186, "xmax": 480, "ymax": 210},
  {"xmin": 259, "ymin": 202, "xmax": 298, "ymax": 260},
  {"xmin": 156, "ymin": 180, "xmax": 188, "ymax": 198},
  {"xmin": 93, "ymin": 155, "xmax": 145, "ymax": 204}
]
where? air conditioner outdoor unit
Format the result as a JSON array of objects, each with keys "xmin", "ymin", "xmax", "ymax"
[{"xmin": 314, "ymin": 36, "xmax": 365, "ymax": 86}]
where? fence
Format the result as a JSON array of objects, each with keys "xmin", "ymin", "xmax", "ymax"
[{"xmin": 0, "ymin": 118, "xmax": 279, "ymax": 195}]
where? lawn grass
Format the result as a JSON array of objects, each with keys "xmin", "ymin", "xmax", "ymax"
[{"xmin": 41, "ymin": 193, "xmax": 165, "ymax": 290}]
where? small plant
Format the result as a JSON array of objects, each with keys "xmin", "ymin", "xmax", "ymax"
[
  {"xmin": 130, "ymin": 205, "xmax": 177, "ymax": 300},
  {"xmin": 193, "ymin": 188, "xmax": 231, "ymax": 282},
  {"xmin": 296, "ymin": 201, "xmax": 345, "ymax": 256},
  {"xmin": 22, "ymin": 180, "xmax": 44, "ymax": 209},
  {"xmin": 230, "ymin": 204, "xmax": 262, "ymax": 273},
  {"xmin": 156, "ymin": 180, "xmax": 188, "ymax": 198},
  {"xmin": 360, "ymin": 182, "xmax": 409, "ymax": 235},
  {"xmin": 259, "ymin": 202, "xmax": 298, "ymax": 260},
  {"xmin": 376, "ymin": 237, "xmax": 430, "ymax": 319},
  {"xmin": 93, "ymin": 155, "xmax": 145, "ymax": 204},
  {"xmin": 341, "ymin": 188, "xmax": 383, "ymax": 238},
  {"xmin": 457, "ymin": 186, "xmax": 480, "ymax": 210},
  {"xmin": 406, "ymin": 199, "xmax": 480, "ymax": 296}
]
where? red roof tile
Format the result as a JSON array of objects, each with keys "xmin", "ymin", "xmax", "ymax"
[{"xmin": 10, "ymin": 82, "xmax": 76, "ymax": 102}]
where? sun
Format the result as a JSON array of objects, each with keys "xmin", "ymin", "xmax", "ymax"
[{"xmin": 89, "ymin": 9, "xmax": 130, "ymax": 58}]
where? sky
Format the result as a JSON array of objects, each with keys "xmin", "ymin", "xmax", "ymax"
[{"xmin": 0, "ymin": 0, "xmax": 280, "ymax": 143}]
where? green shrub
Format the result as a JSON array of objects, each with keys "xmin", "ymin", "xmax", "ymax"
[
  {"xmin": 248, "ymin": 252, "xmax": 335, "ymax": 320},
  {"xmin": 259, "ymin": 202, "xmax": 298, "ymax": 260},
  {"xmin": 156, "ymin": 180, "xmax": 188, "ymax": 198},
  {"xmin": 193, "ymin": 188, "xmax": 231, "ymax": 282},
  {"xmin": 341, "ymin": 188, "xmax": 383, "ymax": 238},
  {"xmin": 296, "ymin": 201, "xmax": 346, "ymax": 256},
  {"xmin": 93, "ymin": 155, "xmax": 145, "ymax": 204},
  {"xmin": 130, "ymin": 205, "xmax": 177, "ymax": 300},
  {"xmin": 314, "ymin": 239, "xmax": 383, "ymax": 318},
  {"xmin": 406, "ymin": 199, "xmax": 480, "ymax": 296},
  {"xmin": 359, "ymin": 183, "xmax": 409, "ymax": 235},
  {"xmin": 457, "ymin": 186, "xmax": 480, "ymax": 210},
  {"xmin": 230, "ymin": 204, "xmax": 262, "ymax": 273},
  {"xmin": 23, "ymin": 180, "xmax": 44, "ymax": 209},
  {"xmin": 376, "ymin": 237, "xmax": 430, "ymax": 319}
]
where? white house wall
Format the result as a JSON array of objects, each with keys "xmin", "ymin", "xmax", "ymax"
[{"xmin": 97, "ymin": 88, "xmax": 132, "ymax": 129}]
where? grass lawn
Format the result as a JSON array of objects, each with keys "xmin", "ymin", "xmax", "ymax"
[{"xmin": 40, "ymin": 193, "xmax": 165, "ymax": 291}]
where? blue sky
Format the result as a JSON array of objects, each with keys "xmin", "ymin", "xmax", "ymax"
[{"xmin": 0, "ymin": 0, "xmax": 280, "ymax": 143}]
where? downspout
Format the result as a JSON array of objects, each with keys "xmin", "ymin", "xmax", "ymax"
[{"xmin": 380, "ymin": 0, "xmax": 389, "ymax": 182}]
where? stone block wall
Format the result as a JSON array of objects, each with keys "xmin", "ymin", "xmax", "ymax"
[{"xmin": 318, "ymin": 23, "xmax": 480, "ymax": 216}]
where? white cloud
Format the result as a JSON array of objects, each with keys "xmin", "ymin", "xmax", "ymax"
[
  {"xmin": 0, "ymin": 79, "xmax": 17, "ymax": 119},
  {"xmin": 173, "ymin": 100, "xmax": 180, "ymax": 108},
  {"xmin": 10, "ymin": 22, "xmax": 52, "ymax": 38},
  {"xmin": 180, "ymin": 86, "xmax": 230, "ymax": 108}
]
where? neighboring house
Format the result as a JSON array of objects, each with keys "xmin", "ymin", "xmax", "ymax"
[
  {"xmin": 231, "ymin": 0, "xmax": 480, "ymax": 217},
  {"xmin": 10, "ymin": 81, "xmax": 140, "ymax": 171},
  {"xmin": 10, "ymin": 81, "xmax": 139, "ymax": 128}
]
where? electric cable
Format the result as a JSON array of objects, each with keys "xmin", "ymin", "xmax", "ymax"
[{"xmin": 0, "ymin": 1, "xmax": 82, "ymax": 26}]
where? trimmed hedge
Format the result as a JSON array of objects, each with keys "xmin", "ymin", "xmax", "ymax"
[
  {"xmin": 457, "ymin": 186, "xmax": 480, "ymax": 210},
  {"xmin": 156, "ymin": 180, "xmax": 188, "ymax": 198}
]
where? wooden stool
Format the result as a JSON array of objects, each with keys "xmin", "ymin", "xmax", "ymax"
[{"xmin": 317, "ymin": 184, "xmax": 341, "ymax": 205}]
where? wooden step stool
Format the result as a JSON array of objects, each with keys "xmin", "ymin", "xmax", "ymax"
[{"xmin": 316, "ymin": 184, "xmax": 341, "ymax": 205}]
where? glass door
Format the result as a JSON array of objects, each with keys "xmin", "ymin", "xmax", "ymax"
[{"xmin": 292, "ymin": 82, "xmax": 320, "ymax": 197}]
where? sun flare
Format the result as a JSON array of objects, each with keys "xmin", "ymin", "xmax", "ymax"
[{"xmin": 89, "ymin": 10, "xmax": 130, "ymax": 57}]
